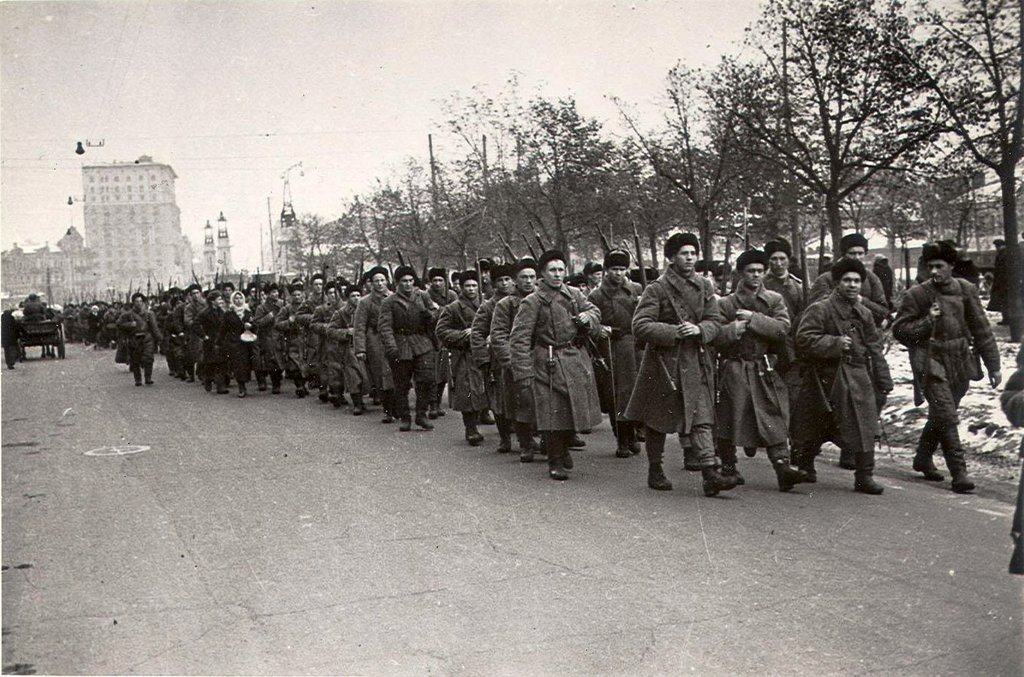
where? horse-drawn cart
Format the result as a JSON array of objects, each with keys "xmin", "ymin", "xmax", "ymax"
[{"xmin": 17, "ymin": 318, "xmax": 66, "ymax": 359}]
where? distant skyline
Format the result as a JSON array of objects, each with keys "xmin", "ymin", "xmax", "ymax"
[{"xmin": 1, "ymin": 0, "xmax": 762, "ymax": 270}]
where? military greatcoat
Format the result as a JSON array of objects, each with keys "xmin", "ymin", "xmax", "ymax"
[
  {"xmin": 470, "ymin": 289, "xmax": 511, "ymax": 414},
  {"xmin": 488, "ymin": 291, "xmax": 532, "ymax": 422},
  {"xmin": 588, "ymin": 277, "xmax": 641, "ymax": 418},
  {"xmin": 509, "ymin": 282, "xmax": 602, "ymax": 432},
  {"xmin": 436, "ymin": 294, "xmax": 489, "ymax": 411},
  {"xmin": 274, "ymin": 300, "xmax": 314, "ymax": 377},
  {"xmin": 623, "ymin": 265, "xmax": 722, "ymax": 435},
  {"xmin": 353, "ymin": 290, "xmax": 394, "ymax": 391},
  {"xmin": 712, "ymin": 285, "xmax": 791, "ymax": 447}
]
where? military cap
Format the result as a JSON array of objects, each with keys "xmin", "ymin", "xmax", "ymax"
[
  {"xmin": 427, "ymin": 267, "xmax": 447, "ymax": 281},
  {"xmin": 537, "ymin": 249, "xmax": 566, "ymax": 271},
  {"xmin": 921, "ymin": 241, "xmax": 958, "ymax": 265},
  {"xmin": 764, "ymin": 238, "xmax": 792, "ymax": 259},
  {"xmin": 583, "ymin": 261, "xmax": 603, "ymax": 276},
  {"xmin": 366, "ymin": 266, "xmax": 390, "ymax": 281},
  {"xmin": 131, "ymin": 292, "xmax": 146, "ymax": 302},
  {"xmin": 186, "ymin": 283, "xmax": 202, "ymax": 294},
  {"xmin": 394, "ymin": 265, "xmax": 417, "ymax": 282},
  {"xmin": 263, "ymin": 282, "xmax": 280, "ymax": 294},
  {"xmin": 460, "ymin": 270, "xmax": 480, "ymax": 285},
  {"xmin": 839, "ymin": 232, "xmax": 869, "ymax": 254},
  {"xmin": 603, "ymin": 249, "xmax": 630, "ymax": 269},
  {"xmin": 736, "ymin": 249, "xmax": 769, "ymax": 271},
  {"xmin": 287, "ymin": 281, "xmax": 304, "ymax": 294},
  {"xmin": 830, "ymin": 257, "xmax": 867, "ymax": 282},
  {"xmin": 515, "ymin": 257, "xmax": 538, "ymax": 274},
  {"xmin": 343, "ymin": 284, "xmax": 362, "ymax": 298},
  {"xmin": 309, "ymin": 273, "xmax": 325, "ymax": 283},
  {"xmin": 490, "ymin": 263, "xmax": 516, "ymax": 283},
  {"xmin": 323, "ymin": 280, "xmax": 338, "ymax": 293},
  {"xmin": 206, "ymin": 289, "xmax": 223, "ymax": 302},
  {"xmin": 664, "ymin": 232, "xmax": 700, "ymax": 260}
]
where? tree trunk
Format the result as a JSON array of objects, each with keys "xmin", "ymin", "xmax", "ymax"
[
  {"xmin": 648, "ymin": 231, "xmax": 659, "ymax": 272},
  {"xmin": 998, "ymin": 169, "xmax": 1022, "ymax": 342},
  {"xmin": 825, "ymin": 192, "xmax": 843, "ymax": 255}
]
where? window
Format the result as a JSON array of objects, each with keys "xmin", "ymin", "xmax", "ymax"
[
  {"xmin": 114, "ymin": 176, "xmax": 119, "ymax": 182},
  {"xmin": 89, "ymin": 176, "xmax": 95, "ymax": 183}
]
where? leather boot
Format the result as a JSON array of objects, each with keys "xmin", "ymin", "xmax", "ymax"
[
  {"xmin": 256, "ymin": 376, "xmax": 267, "ymax": 392},
  {"xmin": 721, "ymin": 463, "xmax": 745, "ymax": 486},
  {"xmin": 647, "ymin": 463, "xmax": 673, "ymax": 491},
  {"xmin": 615, "ymin": 429, "xmax": 631, "ymax": 458},
  {"xmin": 237, "ymin": 383, "xmax": 247, "ymax": 398},
  {"xmin": 495, "ymin": 416, "xmax": 513, "ymax": 453},
  {"xmin": 774, "ymin": 459, "xmax": 808, "ymax": 492},
  {"xmin": 702, "ymin": 466, "xmax": 739, "ymax": 497},
  {"xmin": 216, "ymin": 375, "xmax": 229, "ymax": 395},
  {"xmin": 941, "ymin": 428, "xmax": 975, "ymax": 493},
  {"xmin": 399, "ymin": 417, "xmax": 412, "ymax": 432},
  {"xmin": 428, "ymin": 403, "xmax": 440, "ymax": 420},
  {"xmin": 717, "ymin": 440, "xmax": 743, "ymax": 485},
  {"xmin": 131, "ymin": 365, "xmax": 143, "ymax": 386},
  {"xmin": 143, "ymin": 364, "xmax": 154, "ymax": 385},
  {"xmin": 913, "ymin": 423, "xmax": 944, "ymax": 480},
  {"xmin": 548, "ymin": 442, "xmax": 568, "ymax": 481},
  {"xmin": 794, "ymin": 448, "xmax": 817, "ymax": 483},
  {"xmin": 570, "ymin": 434, "xmax": 586, "ymax": 449},
  {"xmin": 562, "ymin": 447, "xmax": 574, "ymax": 470},
  {"xmin": 951, "ymin": 469, "xmax": 975, "ymax": 494},
  {"xmin": 854, "ymin": 452, "xmax": 884, "ymax": 495},
  {"xmin": 479, "ymin": 409, "xmax": 494, "ymax": 425},
  {"xmin": 463, "ymin": 412, "xmax": 483, "ymax": 446},
  {"xmin": 683, "ymin": 447, "xmax": 702, "ymax": 472},
  {"xmin": 351, "ymin": 395, "xmax": 365, "ymax": 416}
]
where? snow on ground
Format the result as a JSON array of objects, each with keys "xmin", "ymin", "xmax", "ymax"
[{"xmin": 878, "ymin": 311, "xmax": 1022, "ymax": 486}]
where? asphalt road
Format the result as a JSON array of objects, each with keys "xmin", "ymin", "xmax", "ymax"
[{"xmin": 3, "ymin": 344, "xmax": 1022, "ymax": 676}]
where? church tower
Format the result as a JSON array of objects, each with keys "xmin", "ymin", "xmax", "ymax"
[{"xmin": 216, "ymin": 211, "xmax": 232, "ymax": 275}]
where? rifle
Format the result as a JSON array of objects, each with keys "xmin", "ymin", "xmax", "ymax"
[
  {"xmin": 191, "ymin": 268, "xmax": 200, "ymax": 287},
  {"xmin": 520, "ymin": 234, "xmax": 538, "ymax": 259},
  {"xmin": 632, "ymin": 221, "xmax": 647, "ymax": 288},
  {"xmin": 534, "ymin": 231, "xmax": 546, "ymax": 253},
  {"xmin": 809, "ymin": 364, "xmax": 834, "ymax": 414},
  {"xmin": 396, "ymin": 248, "xmax": 406, "ymax": 267},
  {"xmin": 497, "ymin": 232, "xmax": 517, "ymax": 261},
  {"xmin": 593, "ymin": 225, "xmax": 611, "ymax": 254}
]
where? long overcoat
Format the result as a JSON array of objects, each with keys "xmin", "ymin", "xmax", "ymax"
[
  {"xmin": 378, "ymin": 289, "xmax": 436, "ymax": 361},
  {"xmin": 588, "ymin": 277, "xmax": 641, "ymax": 418},
  {"xmin": 117, "ymin": 308, "xmax": 162, "ymax": 365},
  {"xmin": 795, "ymin": 291, "xmax": 893, "ymax": 455},
  {"xmin": 809, "ymin": 268, "xmax": 890, "ymax": 324},
  {"xmin": 470, "ymin": 290, "xmax": 510, "ymax": 414},
  {"xmin": 712, "ymin": 285, "xmax": 790, "ymax": 447},
  {"xmin": 353, "ymin": 291, "xmax": 394, "ymax": 391},
  {"xmin": 509, "ymin": 282, "xmax": 602, "ymax": 431},
  {"xmin": 221, "ymin": 307, "xmax": 255, "ymax": 382},
  {"xmin": 274, "ymin": 300, "xmax": 314, "ymax": 376},
  {"xmin": 429, "ymin": 287, "xmax": 457, "ymax": 386},
  {"xmin": 183, "ymin": 298, "xmax": 206, "ymax": 363},
  {"xmin": 488, "ymin": 292, "xmax": 533, "ymax": 422},
  {"xmin": 623, "ymin": 265, "xmax": 722, "ymax": 435},
  {"xmin": 436, "ymin": 295, "xmax": 488, "ymax": 411},
  {"xmin": 308, "ymin": 301, "xmax": 338, "ymax": 382},
  {"xmin": 195, "ymin": 306, "xmax": 227, "ymax": 366},
  {"xmin": 252, "ymin": 298, "xmax": 283, "ymax": 371},
  {"xmin": 326, "ymin": 302, "xmax": 367, "ymax": 394}
]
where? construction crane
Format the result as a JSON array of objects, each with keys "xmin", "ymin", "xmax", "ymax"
[{"xmin": 280, "ymin": 162, "xmax": 302, "ymax": 229}]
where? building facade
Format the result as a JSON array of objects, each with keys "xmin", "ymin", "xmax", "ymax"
[
  {"xmin": 1, "ymin": 227, "xmax": 97, "ymax": 307},
  {"xmin": 81, "ymin": 155, "xmax": 193, "ymax": 295}
]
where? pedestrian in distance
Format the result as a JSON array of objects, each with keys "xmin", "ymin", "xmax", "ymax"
[
  {"xmin": 118, "ymin": 293, "xmax": 163, "ymax": 386},
  {"xmin": 436, "ymin": 270, "xmax": 489, "ymax": 446}
]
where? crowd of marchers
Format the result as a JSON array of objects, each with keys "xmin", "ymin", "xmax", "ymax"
[{"xmin": 40, "ymin": 232, "xmax": 1020, "ymax": 501}]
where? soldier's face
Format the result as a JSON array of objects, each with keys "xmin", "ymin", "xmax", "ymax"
[
  {"xmin": 769, "ymin": 252, "xmax": 789, "ymax": 276},
  {"xmin": 313, "ymin": 280, "xmax": 324, "ymax": 294},
  {"xmin": 673, "ymin": 246, "xmax": 698, "ymax": 274},
  {"xmin": 462, "ymin": 280, "xmax": 479, "ymax": 300},
  {"xmin": 268, "ymin": 290, "xmax": 280, "ymax": 302},
  {"xmin": 347, "ymin": 291, "xmax": 361, "ymax": 306},
  {"xmin": 741, "ymin": 264, "xmax": 765, "ymax": 289},
  {"xmin": 430, "ymin": 277, "xmax": 446, "ymax": 292},
  {"xmin": 190, "ymin": 290, "xmax": 202, "ymax": 302},
  {"xmin": 844, "ymin": 247, "xmax": 866, "ymax": 261},
  {"xmin": 926, "ymin": 259, "xmax": 953, "ymax": 284},
  {"xmin": 515, "ymin": 270, "xmax": 536, "ymax": 293},
  {"xmin": 325, "ymin": 288, "xmax": 338, "ymax": 303},
  {"xmin": 606, "ymin": 266, "xmax": 627, "ymax": 285},
  {"xmin": 587, "ymin": 271, "xmax": 603, "ymax": 287},
  {"xmin": 290, "ymin": 290, "xmax": 304, "ymax": 304},
  {"xmin": 397, "ymin": 276, "xmax": 415, "ymax": 294},
  {"xmin": 541, "ymin": 261, "xmax": 565, "ymax": 287},
  {"xmin": 371, "ymin": 274, "xmax": 388, "ymax": 293},
  {"xmin": 495, "ymin": 276, "xmax": 515, "ymax": 295},
  {"xmin": 839, "ymin": 273, "xmax": 862, "ymax": 299},
  {"xmin": 214, "ymin": 297, "xmax": 227, "ymax": 310}
]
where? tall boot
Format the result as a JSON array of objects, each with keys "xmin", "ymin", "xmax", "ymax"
[
  {"xmin": 624, "ymin": 422, "xmax": 642, "ymax": 455},
  {"xmin": 381, "ymin": 390, "xmax": 396, "ymax": 424},
  {"xmin": 270, "ymin": 371, "xmax": 282, "ymax": 394},
  {"xmin": 614, "ymin": 415, "xmax": 631, "ymax": 458},
  {"xmin": 237, "ymin": 382, "xmax": 247, "ymax": 398},
  {"xmin": 645, "ymin": 429, "xmax": 673, "ymax": 490},
  {"xmin": 853, "ymin": 451, "xmax": 884, "ymax": 495},
  {"xmin": 131, "ymin": 364, "xmax": 142, "ymax": 386},
  {"xmin": 143, "ymin": 363, "xmax": 154, "ymax": 385},
  {"xmin": 941, "ymin": 425, "xmax": 975, "ymax": 493},
  {"xmin": 562, "ymin": 433, "xmax": 574, "ymax": 470},
  {"xmin": 794, "ymin": 447, "xmax": 817, "ymax": 483},
  {"xmin": 912, "ymin": 422, "xmax": 944, "ymax": 481},
  {"xmin": 414, "ymin": 383, "xmax": 434, "ymax": 430},
  {"xmin": 256, "ymin": 373, "xmax": 268, "ymax": 392},
  {"xmin": 546, "ymin": 432, "xmax": 568, "ymax": 481},
  {"xmin": 683, "ymin": 446, "xmax": 702, "ymax": 471},
  {"xmin": 515, "ymin": 422, "xmax": 535, "ymax": 463},
  {"xmin": 463, "ymin": 411, "xmax": 483, "ymax": 446},
  {"xmin": 495, "ymin": 415, "xmax": 513, "ymax": 454},
  {"xmin": 702, "ymin": 465, "xmax": 739, "ymax": 497},
  {"xmin": 717, "ymin": 439, "xmax": 744, "ymax": 486},
  {"xmin": 773, "ymin": 458, "xmax": 808, "ymax": 492},
  {"xmin": 216, "ymin": 373, "xmax": 230, "ymax": 395},
  {"xmin": 293, "ymin": 377, "xmax": 306, "ymax": 398},
  {"xmin": 838, "ymin": 446, "xmax": 857, "ymax": 470},
  {"xmin": 351, "ymin": 394, "xmax": 365, "ymax": 416}
]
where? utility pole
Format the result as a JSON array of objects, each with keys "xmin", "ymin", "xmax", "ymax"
[{"xmin": 266, "ymin": 196, "xmax": 274, "ymax": 273}]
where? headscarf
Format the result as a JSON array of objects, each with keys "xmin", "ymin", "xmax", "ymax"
[{"xmin": 230, "ymin": 290, "xmax": 248, "ymax": 319}]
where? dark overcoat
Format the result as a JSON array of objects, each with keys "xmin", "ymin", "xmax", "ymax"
[
  {"xmin": 353, "ymin": 291, "xmax": 393, "ymax": 391},
  {"xmin": 274, "ymin": 300, "xmax": 314, "ymax": 376},
  {"xmin": 470, "ymin": 290, "xmax": 510, "ymax": 414},
  {"xmin": 488, "ymin": 292, "xmax": 533, "ymax": 422},
  {"xmin": 588, "ymin": 277, "xmax": 641, "ymax": 417},
  {"xmin": 795, "ymin": 291, "xmax": 893, "ymax": 455},
  {"xmin": 221, "ymin": 307, "xmax": 256, "ymax": 382},
  {"xmin": 623, "ymin": 266, "xmax": 722, "ymax": 435},
  {"xmin": 379, "ymin": 289, "xmax": 436, "ymax": 361},
  {"xmin": 509, "ymin": 282, "xmax": 602, "ymax": 431},
  {"xmin": 712, "ymin": 285, "xmax": 790, "ymax": 447},
  {"xmin": 118, "ymin": 308, "xmax": 162, "ymax": 365},
  {"xmin": 436, "ymin": 295, "xmax": 489, "ymax": 411},
  {"xmin": 326, "ymin": 302, "xmax": 367, "ymax": 394},
  {"xmin": 429, "ymin": 287, "xmax": 457, "ymax": 386},
  {"xmin": 252, "ymin": 298, "xmax": 283, "ymax": 371}
]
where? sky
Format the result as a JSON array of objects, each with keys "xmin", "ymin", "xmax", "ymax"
[{"xmin": 1, "ymin": 0, "xmax": 762, "ymax": 270}]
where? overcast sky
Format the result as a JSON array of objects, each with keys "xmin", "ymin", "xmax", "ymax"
[{"xmin": 1, "ymin": 0, "xmax": 762, "ymax": 269}]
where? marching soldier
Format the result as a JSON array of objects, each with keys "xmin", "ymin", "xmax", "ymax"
[
  {"xmin": 624, "ymin": 233, "xmax": 736, "ymax": 497},
  {"xmin": 436, "ymin": 271, "xmax": 489, "ymax": 445},
  {"xmin": 378, "ymin": 265, "xmax": 438, "ymax": 432},
  {"xmin": 327, "ymin": 284, "xmax": 369, "ymax": 414},
  {"xmin": 182, "ymin": 284, "xmax": 205, "ymax": 383},
  {"xmin": 275, "ymin": 281, "xmax": 314, "ymax": 397},
  {"xmin": 892, "ymin": 241, "xmax": 1001, "ymax": 493},
  {"xmin": 309, "ymin": 280, "xmax": 341, "ymax": 402},
  {"xmin": 583, "ymin": 261, "xmax": 604, "ymax": 290},
  {"xmin": 253, "ymin": 283, "xmax": 284, "ymax": 394},
  {"xmin": 471, "ymin": 263, "xmax": 518, "ymax": 453},
  {"xmin": 588, "ymin": 248, "xmax": 642, "ymax": 458},
  {"xmin": 488, "ymin": 259, "xmax": 542, "ymax": 461},
  {"xmin": 793, "ymin": 258, "xmax": 893, "ymax": 494},
  {"xmin": 762, "ymin": 238, "xmax": 806, "ymax": 419},
  {"xmin": 118, "ymin": 292, "xmax": 163, "ymax": 387},
  {"xmin": 808, "ymin": 233, "xmax": 890, "ymax": 325},
  {"xmin": 712, "ymin": 249, "xmax": 808, "ymax": 491},
  {"xmin": 196, "ymin": 290, "xmax": 229, "ymax": 394},
  {"xmin": 354, "ymin": 267, "xmax": 396, "ymax": 422},
  {"xmin": 509, "ymin": 250, "xmax": 602, "ymax": 481},
  {"xmin": 427, "ymin": 267, "xmax": 458, "ymax": 419}
]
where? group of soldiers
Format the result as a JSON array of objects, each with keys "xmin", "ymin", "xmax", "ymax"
[{"xmin": 59, "ymin": 229, "xmax": 1005, "ymax": 499}]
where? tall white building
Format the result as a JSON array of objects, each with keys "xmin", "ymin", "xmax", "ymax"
[{"xmin": 81, "ymin": 155, "xmax": 193, "ymax": 294}]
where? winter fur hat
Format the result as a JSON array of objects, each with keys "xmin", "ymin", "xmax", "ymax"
[{"xmin": 664, "ymin": 232, "xmax": 700, "ymax": 260}]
